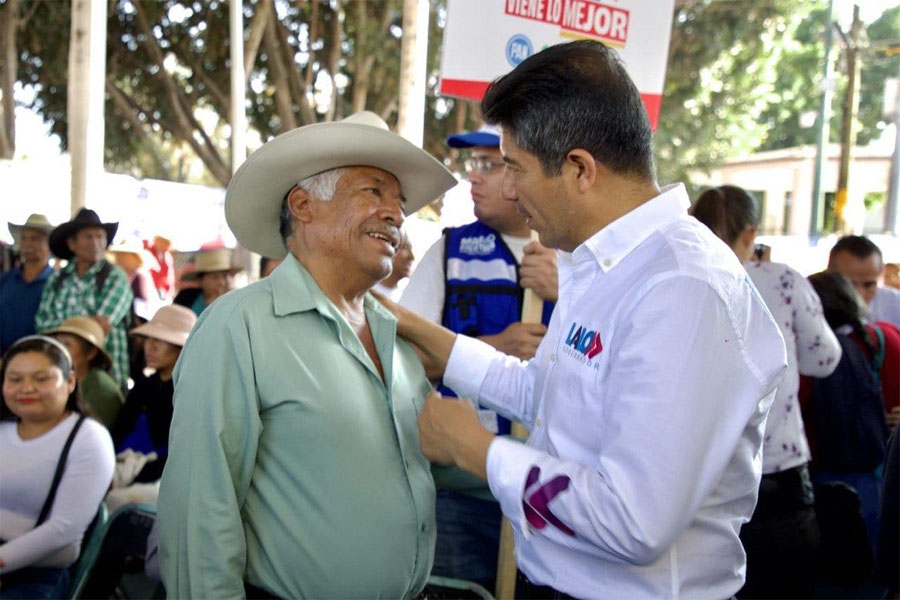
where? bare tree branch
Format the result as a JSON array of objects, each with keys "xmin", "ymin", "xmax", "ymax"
[
  {"xmin": 303, "ymin": 0, "xmax": 319, "ymax": 90},
  {"xmin": 132, "ymin": 0, "xmax": 230, "ymax": 184},
  {"xmin": 273, "ymin": 14, "xmax": 316, "ymax": 124},
  {"xmin": 325, "ymin": 0, "xmax": 343, "ymax": 121},
  {"xmin": 263, "ymin": 8, "xmax": 298, "ymax": 131},
  {"xmin": 107, "ymin": 77, "xmax": 173, "ymax": 178},
  {"xmin": 244, "ymin": 0, "xmax": 272, "ymax": 79}
]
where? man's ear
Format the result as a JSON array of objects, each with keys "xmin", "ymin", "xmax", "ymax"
[
  {"xmin": 288, "ymin": 186, "xmax": 315, "ymax": 224},
  {"xmin": 66, "ymin": 235, "xmax": 77, "ymax": 252},
  {"xmin": 564, "ymin": 149, "xmax": 597, "ymax": 194}
]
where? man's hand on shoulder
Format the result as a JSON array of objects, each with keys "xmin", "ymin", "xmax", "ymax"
[
  {"xmin": 520, "ymin": 241, "xmax": 558, "ymax": 302},
  {"xmin": 480, "ymin": 321, "xmax": 547, "ymax": 360}
]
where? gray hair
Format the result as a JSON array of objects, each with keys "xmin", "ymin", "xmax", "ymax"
[{"xmin": 279, "ymin": 168, "xmax": 348, "ymax": 243}]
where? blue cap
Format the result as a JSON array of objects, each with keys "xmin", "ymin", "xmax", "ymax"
[{"xmin": 446, "ymin": 125, "xmax": 500, "ymax": 148}]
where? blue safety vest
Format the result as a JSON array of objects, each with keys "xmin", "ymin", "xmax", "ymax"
[{"xmin": 440, "ymin": 221, "xmax": 553, "ymax": 434}]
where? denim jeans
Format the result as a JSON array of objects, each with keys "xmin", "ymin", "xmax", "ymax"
[
  {"xmin": 1, "ymin": 566, "xmax": 71, "ymax": 599},
  {"xmin": 431, "ymin": 491, "xmax": 502, "ymax": 591}
]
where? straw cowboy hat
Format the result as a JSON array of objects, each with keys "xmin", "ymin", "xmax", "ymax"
[
  {"xmin": 225, "ymin": 111, "xmax": 457, "ymax": 259},
  {"xmin": 8, "ymin": 213, "xmax": 55, "ymax": 245},
  {"xmin": 108, "ymin": 237, "xmax": 155, "ymax": 267},
  {"xmin": 49, "ymin": 208, "xmax": 118, "ymax": 260},
  {"xmin": 45, "ymin": 316, "xmax": 113, "ymax": 371},
  {"xmin": 131, "ymin": 304, "xmax": 196, "ymax": 347},
  {"xmin": 180, "ymin": 248, "xmax": 242, "ymax": 282}
]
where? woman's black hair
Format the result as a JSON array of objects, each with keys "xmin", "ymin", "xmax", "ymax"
[
  {"xmin": 807, "ymin": 270, "xmax": 878, "ymax": 357},
  {"xmin": 690, "ymin": 185, "xmax": 759, "ymax": 247},
  {"xmin": 1, "ymin": 336, "xmax": 82, "ymax": 421}
]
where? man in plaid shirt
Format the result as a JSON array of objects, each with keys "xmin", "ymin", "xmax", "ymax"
[{"xmin": 36, "ymin": 209, "xmax": 133, "ymax": 387}]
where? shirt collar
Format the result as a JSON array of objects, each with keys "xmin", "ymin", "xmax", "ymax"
[
  {"xmin": 270, "ymin": 253, "xmax": 326, "ymax": 316},
  {"xmin": 15, "ymin": 264, "xmax": 54, "ymax": 282},
  {"xmin": 269, "ymin": 253, "xmax": 397, "ymax": 324},
  {"xmin": 63, "ymin": 259, "xmax": 106, "ymax": 279},
  {"xmin": 573, "ymin": 183, "xmax": 690, "ymax": 272}
]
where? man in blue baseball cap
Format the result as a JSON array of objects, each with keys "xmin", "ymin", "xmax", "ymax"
[{"xmin": 399, "ymin": 125, "xmax": 559, "ymax": 590}]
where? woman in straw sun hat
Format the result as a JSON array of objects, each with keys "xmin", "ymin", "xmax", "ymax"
[
  {"xmin": 173, "ymin": 248, "xmax": 242, "ymax": 317},
  {"xmin": 45, "ymin": 316, "xmax": 124, "ymax": 429},
  {"xmin": 111, "ymin": 304, "xmax": 197, "ymax": 485}
]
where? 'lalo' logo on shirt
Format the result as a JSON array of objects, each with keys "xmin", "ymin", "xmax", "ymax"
[
  {"xmin": 565, "ymin": 322, "xmax": 603, "ymax": 359},
  {"xmin": 459, "ymin": 234, "xmax": 497, "ymax": 256}
]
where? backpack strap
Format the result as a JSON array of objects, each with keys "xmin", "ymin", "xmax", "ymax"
[
  {"xmin": 34, "ymin": 414, "xmax": 87, "ymax": 528},
  {"xmin": 871, "ymin": 324, "xmax": 885, "ymax": 373},
  {"xmin": 52, "ymin": 267, "xmax": 71, "ymax": 293},
  {"xmin": 94, "ymin": 260, "xmax": 112, "ymax": 293}
]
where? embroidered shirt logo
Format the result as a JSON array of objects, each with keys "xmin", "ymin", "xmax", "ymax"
[
  {"xmin": 458, "ymin": 234, "xmax": 497, "ymax": 256},
  {"xmin": 523, "ymin": 466, "xmax": 575, "ymax": 537},
  {"xmin": 564, "ymin": 322, "xmax": 603, "ymax": 359}
]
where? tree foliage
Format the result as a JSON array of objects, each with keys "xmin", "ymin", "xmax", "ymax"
[
  {"xmin": 12, "ymin": 0, "xmax": 480, "ymax": 185},
  {"xmin": 6, "ymin": 0, "xmax": 899, "ymax": 189},
  {"xmin": 654, "ymin": 0, "xmax": 899, "ymax": 193}
]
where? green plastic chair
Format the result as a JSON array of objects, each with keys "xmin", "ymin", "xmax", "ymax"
[{"xmin": 68, "ymin": 502, "xmax": 110, "ymax": 599}]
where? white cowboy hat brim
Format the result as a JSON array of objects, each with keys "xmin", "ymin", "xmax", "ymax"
[{"xmin": 225, "ymin": 119, "xmax": 457, "ymax": 259}]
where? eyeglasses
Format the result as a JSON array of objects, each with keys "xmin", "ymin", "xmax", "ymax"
[{"xmin": 463, "ymin": 158, "xmax": 505, "ymax": 176}]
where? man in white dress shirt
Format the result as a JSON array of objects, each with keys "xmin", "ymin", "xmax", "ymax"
[
  {"xmin": 828, "ymin": 235, "xmax": 900, "ymax": 329},
  {"xmin": 386, "ymin": 40, "xmax": 788, "ymax": 599}
]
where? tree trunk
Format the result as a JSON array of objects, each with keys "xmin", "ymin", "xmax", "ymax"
[{"xmin": 0, "ymin": 0, "xmax": 21, "ymax": 159}]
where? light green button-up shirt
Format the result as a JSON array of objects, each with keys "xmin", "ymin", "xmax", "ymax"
[{"xmin": 158, "ymin": 254, "xmax": 436, "ymax": 599}]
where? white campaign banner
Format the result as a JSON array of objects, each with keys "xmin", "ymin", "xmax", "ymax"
[{"xmin": 439, "ymin": 0, "xmax": 676, "ymax": 129}]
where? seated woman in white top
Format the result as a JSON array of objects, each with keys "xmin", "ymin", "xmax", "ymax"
[{"xmin": 0, "ymin": 335, "xmax": 115, "ymax": 599}]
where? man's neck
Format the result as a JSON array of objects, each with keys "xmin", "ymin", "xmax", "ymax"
[
  {"xmin": 567, "ymin": 179, "xmax": 662, "ymax": 251},
  {"xmin": 75, "ymin": 258, "xmax": 98, "ymax": 277},
  {"xmin": 294, "ymin": 252, "xmax": 371, "ymax": 319},
  {"xmin": 21, "ymin": 260, "xmax": 48, "ymax": 282}
]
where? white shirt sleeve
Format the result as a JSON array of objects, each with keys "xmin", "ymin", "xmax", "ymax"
[
  {"xmin": 0, "ymin": 419, "xmax": 115, "ymax": 574},
  {"xmin": 450, "ymin": 275, "xmax": 786, "ymax": 565},
  {"xmin": 872, "ymin": 286, "xmax": 900, "ymax": 330},
  {"xmin": 790, "ymin": 267, "xmax": 842, "ymax": 377},
  {"xmin": 444, "ymin": 334, "xmax": 541, "ymax": 429},
  {"xmin": 399, "ymin": 237, "xmax": 446, "ymax": 324}
]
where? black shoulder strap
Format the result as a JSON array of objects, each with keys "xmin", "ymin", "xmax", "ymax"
[
  {"xmin": 35, "ymin": 414, "xmax": 88, "ymax": 528},
  {"xmin": 52, "ymin": 267, "xmax": 71, "ymax": 293},
  {"xmin": 95, "ymin": 260, "xmax": 113, "ymax": 293}
]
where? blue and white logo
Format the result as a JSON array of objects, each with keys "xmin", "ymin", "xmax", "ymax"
[{"xmin": 505, "ymin": 34, "xmax": 533, "ymax": 66}]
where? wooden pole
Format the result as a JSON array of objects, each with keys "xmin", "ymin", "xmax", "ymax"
[{"xmin": 495, "ymin": 230, "xmax": 542, "ymax": 598}]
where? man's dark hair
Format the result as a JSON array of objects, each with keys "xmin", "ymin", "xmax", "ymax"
[
  {"xmin": 481, "ymin": 40, "xmax": 654, "ymax": 180},
  {"xmin": 830, "ymin": 235, "xmax": 883, "ymax": 262},
  {"xmin": 279, "ymin": 189, "xmax": 294, "ymax": 244}
]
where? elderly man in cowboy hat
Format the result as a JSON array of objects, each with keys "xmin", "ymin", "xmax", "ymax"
[
  {"xmin": 172, "ymin": 247, "xmax": 242, "ymax": 316},
  {"xmin": 158, "ymin": 111, "xmax": 456, "ymax": 599},
  {"xmin": 1, "ymin": 214, "xmax": 55, "ymax": 353},
  {"xmin": 35, "ymin": 208, "xmax": 133, "ymax": 388}
]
